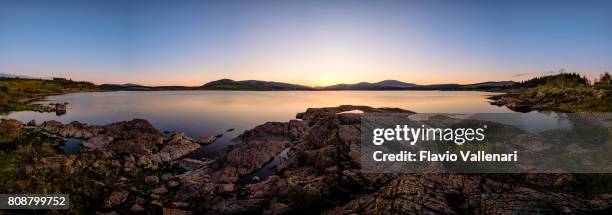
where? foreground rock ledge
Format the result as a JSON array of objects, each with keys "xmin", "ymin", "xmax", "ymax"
[{"xmin": 3, "ymin": 105, "xmax": 612, "ymax": 214}]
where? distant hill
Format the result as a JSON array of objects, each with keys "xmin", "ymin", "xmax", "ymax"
[
  {"xmin": 99, "ymin": 84, "xmax": 196, "ymax": 91},
  {"xmin": 101, "ymin": 79, "xmax": 314, "ymax": 91},
  {"xmin": 457, "ymin": 81, "xmax": 516, "ymax": 90},
  {"xmin": 407, "ymin": 84, "xmax": 462, "ymax": 90},
  {"xmin": 99, "ymin": 79, "xmax": 516, "ymax": 91},
  {"xmin": 118, "ymin": 83, "xmax": 142, "ymax": 87},
  {"xmin": 322, "ymin": 80, "xmax": 513, "ymax": 90},
  {"xmin": 202, "ymin": 79, "xmax": 314, "ymax": 90},
  {"xmin": 322, "ymin": 80, "xmax": 417, "ymax": 90}
]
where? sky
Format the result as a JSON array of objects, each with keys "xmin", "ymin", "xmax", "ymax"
[{"xmin": 0, "ymin": 0, "xmax": 611, "ymax": 86}]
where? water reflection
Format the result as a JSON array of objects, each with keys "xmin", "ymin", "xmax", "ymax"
[
  {"xmin": 64, "ymin": 138, "xmax": 84, "ymax": 154},
  {"xmin": 2, "ymin": 91, "xmax": 512, "ymax": 157}
]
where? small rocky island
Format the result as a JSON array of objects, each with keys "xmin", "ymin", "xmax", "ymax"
[
  {"xmin": 488, "ymin": 73, "xmax": 611, "ymax": 112},
  {"xmin": 489, "ymin": 88, "xmax": 609, "ymax": 112},
  {"xmin": 2, "ymin": 105, "xmax": 612, "ymax": 214}
]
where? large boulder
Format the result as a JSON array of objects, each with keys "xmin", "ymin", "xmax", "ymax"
[
  {"xmin": 40, "ymin": 119, "xmax": 164, "ymax": 156},
  {"xmin": 211, "ymin": 120, "xmax": 306, "ymax": 183},
  {"xmin": 150, "ymin": 132, "xmax": 202, "ymax": 163},
  {"xmin": 59, "ymin": 121, "xmax": 96, "ymax": 138},
  {"xmin": 145, "ymin": 176, "xmax": 159, "ymax": 186},
  {"xmin": 40, "ymin": 120, "xmax": 63, "ymax": 133},
  {"xmin": 103, "ymin": 191, "xmax": 129, "ymax": 208},
  {"xmin": 104, "ymin": 119, "xmax": 165, "ymax": 155}
]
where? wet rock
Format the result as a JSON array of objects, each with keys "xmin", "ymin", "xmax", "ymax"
[
  {"xmin": 83, "ymin": 135, "xmax": 113, "ymax": 149},
  {"xmin": 212, "ymin": 120, "xmax": 306, "ymax": 183},
  {"xmin": 176, "ymin": 158, "xmax": 208, "ymax": 171},
  {"xmin": 128, "ymin": 186, "xmax": 141, "ymax": 193},
  {"xmin": 150, "ymin": 132, "xmax": 201, "ymax": 163},
  {"xmin": 167, "ymin": 180, "xmax": 180, "ymax": 188},
  {"xmin": 103, "ymin": 191, "xmax": 129, "ymax": 208},
  {"xmin": 60, "ymin": 121, "xmax": 92, "ymax": 138},
  {"xmin": 27, "ymin": 119, "xmax": 36, "ymax": 126},
  {"xmin": 94, "ymin": 181, "xmax": 106, "ymax": 187},
  {"xmin": 135, "ymin": 197, "xmax": 145, "ymax": 205},
  {"xmin": 169, "ymin": 201, "xmax": 190, "ymax": 208},
  {"xmin": 173, "ymin": 166, "xmax": 215, "ymax": 201},
  {"xmin": 216, "ymin": 184, "xmax": 235, "ymax": 193},
  {"xmin": 55, "ymin": 103, "xmax": 67, "ymax": 112},
  {"xmin": 122, "ymin": 155, "xmax": 136, "ymax": 171},
  {"xmin": 145, "ymin": 176, "xmax": 159, "ymax": 186},
  {"xmin": 137, "ymin": 156, "xmax": 152, "ymax": 167},
  {"xmin": 150, "ymin": 193, "xmax": 160, "ymax": 199},
  {"xmin": 40, "ymin": 120, "xmax": 63, "ymax": 133},
  {"xmin": 162, "ymin": 208, "xmax": 192, "ymax": 215},
  {"xmin": 161, "ymin": 173, "xmax": 174, "ymax": 181},
  {"xmin": 149, "ymin": 152, "xmax": 171, "ymax": 164},
  {"xmin": 207, "ymin": 199, "xmax": 268, "ymax": 214},
  {"xmin": 150, "ymin": 200, "xmax": 163, "ymax": 207},
  {"xmin": 337, "ymin": 113, "xmax": 361, "ymax": 124},
  {"xmin": 337, "ymin": 124, "xmax": 360, "ymax": 144},
  {"xmin": 106, "ymin": 119, "xmax": 165, "ymax": 155},
  {"xmin": 151, "ymin": 186, "xmax": 168, "ymax": 195},
  {"xmin": 197, "ymin": 135, "xmax": 218, "ymax": 145},
  {"xmin": 295, "ymin": 112, "xmax": 304, "ymax": 119},
  {"xmin": 110, "ymin": 159, "xmax": 121, "ymax": 167},
  {"xmin": 266, "ymin": 202, "xmax": 290, "ymax": 215},
  {"xmin": 526, "ymin": 173, "xmax": 577, "ymax": 190},
  {"xmin": 130, "ymin": 203, "xmax": 145, "ymax": 213}
]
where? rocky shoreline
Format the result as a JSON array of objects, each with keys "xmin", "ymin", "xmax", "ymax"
[
  {"xmin": 488, "ymin": 88, "xmax": 609, "ymax": 112},
  {"xmin": 1, "ymin": 105, "xmax": 612, "ymax": 214}
]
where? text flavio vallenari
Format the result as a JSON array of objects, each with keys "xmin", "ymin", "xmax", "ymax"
[
  {"xmin": 372, "ymin": 150, "xmax": 518, "ymax": 162},
  {"xmin": 371, "ymin": 124, "xmax": 518, "ymax": 162}
]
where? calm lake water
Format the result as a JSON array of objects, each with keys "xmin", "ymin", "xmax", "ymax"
[{"xmin": 3, "ymin": 90, "xmax": 528, "ymax": 158}]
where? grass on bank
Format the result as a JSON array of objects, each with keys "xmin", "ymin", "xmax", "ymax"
[
  {"xmin": 507, "ymin": 72, "xmax": 611, "ymax": 112},
  {"xmin": 0, "ymin": 78, "xmax": 99, "ymax": 112},
  {"xmin": 0, "ymin": 125, "xmax": 184, "ymax": 214}
]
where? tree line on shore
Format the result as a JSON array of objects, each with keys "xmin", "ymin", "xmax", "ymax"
[{"xmin": 514, "ymin": 70, "xmax": 611, "ymax": 90}]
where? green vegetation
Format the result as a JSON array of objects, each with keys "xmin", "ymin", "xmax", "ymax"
[
  {"xmin": 500, "ymin": 71, "xmax": 611, "ymax": 112},
  {"xmin": 514, "ymin": 72, "xmax": 590, "ymax": 89},
  {"xmin": 594, "ymin": 72, "xmax": 612, "ymax": 89},
  {"xmin": 526, "ymin": 86, "xmax": 610, "ymax": 112},
  {"xmin": 0, "ymin": 125, "xmax": 183, "ymax": 214},
  {"xmin": 0, "ymin": 78, "xmax": 99, "ymax": 112}
]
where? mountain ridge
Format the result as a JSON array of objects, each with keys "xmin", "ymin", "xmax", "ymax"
[
  {"xmin": 100, "ymin": 78, "xmax": 515, "ymax": 91},
  {"xmin": 320, "ymin": 80, "xmax": 417, "ymax": 90},
  {"xmin": 202, "ymin": 79, "xmax": 314, "ymax": 90}
]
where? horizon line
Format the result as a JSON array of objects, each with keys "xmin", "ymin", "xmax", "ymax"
[{"xmin": 99, "ymin": 78, "xmax": 515, "ymax": 88}]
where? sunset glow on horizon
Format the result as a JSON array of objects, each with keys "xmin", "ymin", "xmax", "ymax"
[{"xmin": 1, "ymin": 0, "xmax": 611, "ymax": 86}]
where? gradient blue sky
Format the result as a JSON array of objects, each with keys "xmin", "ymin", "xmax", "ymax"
[{"xmin": 1, "ymin": 0, "xmax": 611, "ymax": 86}]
